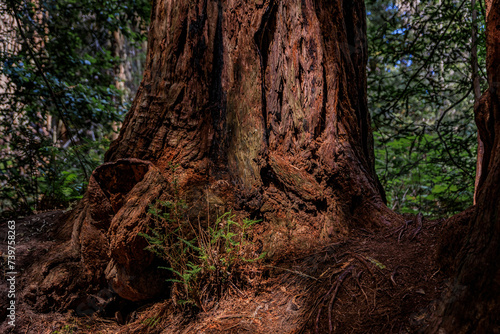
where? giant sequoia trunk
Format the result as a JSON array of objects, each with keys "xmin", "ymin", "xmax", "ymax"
[
  {"xmin": 56, "ymin": 0, "xmax": 400, "ymax": 302},
  {"xmin": 104, "ymin": 0, "xmax": 391, "ymax": 228},
  {"xmin": 35, "ymin": 1, "xmax": 500, "ymax": 332}
]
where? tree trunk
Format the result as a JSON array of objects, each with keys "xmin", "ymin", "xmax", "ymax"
[
  {"xmin": 53, "ymin": 0, "xmax": 400, "ymax": 302},
  {"xmin": 472, "ymin": 0, "xmax": 483, "ymax": 205},
  {"xmin": 428, "ymin": 0, "xmax": 500, "ymax": 332},
  {"xmin": 29, "ymin": 1, "xmax": 500, "ymax": 332}
]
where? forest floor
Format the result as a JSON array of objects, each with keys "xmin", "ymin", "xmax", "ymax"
[{"xmin": 0, "ymin": 209, "xmax": 464, "ymax": 333}]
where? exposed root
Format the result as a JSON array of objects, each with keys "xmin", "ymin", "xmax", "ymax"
[
  {"xmin": 293, "ymin": 217, "xmax": 445, "ymax": 333},
  {"xmin": 352, "ymin": 269, "xmax": 370, "ymax": 305},
  {"xmin": 391, "ymin": 265, "xmax": 411, "ymax": 286},
  {"xmin": 386, "ymin": 212, "xmax": 425, "ymax": 243},
  {"xmin": 326, "ymin": 267, "xmax": 353, "ymax": 334},
  {"xmin": 410, "ymin": 213, "xmax": 424, "ymax": 240},
  {"xmin": 1, "ymin": 211, "xmax": 447, "ymax": 334}
]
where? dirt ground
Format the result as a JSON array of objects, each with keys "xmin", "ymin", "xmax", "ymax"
[{"xmin": 0, "ymin": 210, "xmax": 457, "ymax": 333}]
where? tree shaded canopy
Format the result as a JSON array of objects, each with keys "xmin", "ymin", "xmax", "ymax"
[
  {"xmin": 367, "ymin": 0, "xmax": 486, "ymax": 216},
  {"xmin": 0, "ymin": 0, "xmax": 150, "ymax": 213}
]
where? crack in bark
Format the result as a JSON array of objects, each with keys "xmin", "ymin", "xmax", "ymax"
[
  {"xmin": 342, "ymin": 0, "xmax": 372, "ymax": 172},
  {"xmin": 208, "ymin": 1, "xmax": 227, "ymax": 165},
  {"xmin": 319, "ymin": 62, "xmax": 327, "ymax": 137},
  {"xmin": 174, "ymin": 21, "xmax": 188, "ymax": 60},
  {"xmin": 254, "ymin": 0, "xmax": 278, "ymax": 147}
]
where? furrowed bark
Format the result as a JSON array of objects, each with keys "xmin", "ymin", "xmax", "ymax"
[
  {"xmin": 429, "ymin": 1, "xmax": 500, "ymax": 331},
  {"xmin": 41, "ymin": 0, "xmax": 399, "ymax": 303}
]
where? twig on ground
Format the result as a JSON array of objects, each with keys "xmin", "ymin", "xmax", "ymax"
[
  {"xmin": 348, "ymin": 253, "xmax": 377, "ymax": 277},
  {"xmin": 266, "ymin": 265, "xmax": 319, "ymax": 281},
  {"xmin": 229, "ymin": 281, "xmax": 248, "ymax": 298},
  {"xmin": 429, "ymin": 268, "xmax": 440, "ymax": 280},
  {"xmin": 217, "ymin": 314, "xmax": 253, "ymax": 320},
  {"xmin": 384, "ymin": 220, "xmax": 412, "ymax": 241}
]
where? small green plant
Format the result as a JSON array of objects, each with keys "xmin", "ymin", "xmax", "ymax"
[
  {"xmin": 139, "ymin": 170, "xmax": 265, "ymax": 309},
  {"xmin": 51, "ymin": 324, "xmax": 75, "ymax": 334},
  {"xmin": 140, "ymin": 204, "xmax": 265, "ymax": 309},
  {"xmin": 143, "ymin": 315, "xmax": 161, "ymax": 328}
]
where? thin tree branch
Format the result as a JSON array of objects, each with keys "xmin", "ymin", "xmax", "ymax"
[
  {"xmin": 383, "ymin": 0, "xmax": 468, "ymax": 115},
  {"xmin": 9, "ymin": 0, "xmax": 90, "ymax": 180}
]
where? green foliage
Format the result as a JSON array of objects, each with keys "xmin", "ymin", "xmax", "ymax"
[
  {"xmin": 367, "ymin": 0, "xmax": 485, "ymax": 217},
  {"xmin": 143, "ymin": 315, "xmax": 161, "ymax": 328},
  {"xmin": 0, "ymin": 0, "xmax": 150, "ymax": 214},
  {"xmin": 51, "ymin": 324, "xmax": 75, "ymax": 334},
  {"xmin": 374, "ymin": 132, "xmax": 475, "ymax": 215},
  {"xmin": 139, "ymin": 170, "xmax": 265, "ymax": 309},
  {"xmin": 141, "ymin": 204, "xmax": 265, "ymax": 309}
]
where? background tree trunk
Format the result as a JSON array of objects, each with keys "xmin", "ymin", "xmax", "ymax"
[
  {"xmin": 429, "ymin": 0, "xmax": 500, "ymax": 332},
  {"xmin": 58, "ymin": 0, "xmax": 400, "ymax": 302}
]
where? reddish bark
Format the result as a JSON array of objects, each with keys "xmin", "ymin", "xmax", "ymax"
[
  {"xmin": 429, "ymin": 0, "xmax": 500, "ymax": 331},
  {"xmin": 53, "ymin": 0, "xmax": 399, "ymax": 301},
  {"xmin": 22, "ymin": 2, "xmax": 500, "ymax": 333},
  {"xmin": 105, "ymin": 0, "xmax": 392, "ymax": 223}
]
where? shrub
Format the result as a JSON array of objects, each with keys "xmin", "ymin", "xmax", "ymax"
[{"xmin": 139, "ymin": 173, "xmax": 265, "ymax": 310}]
